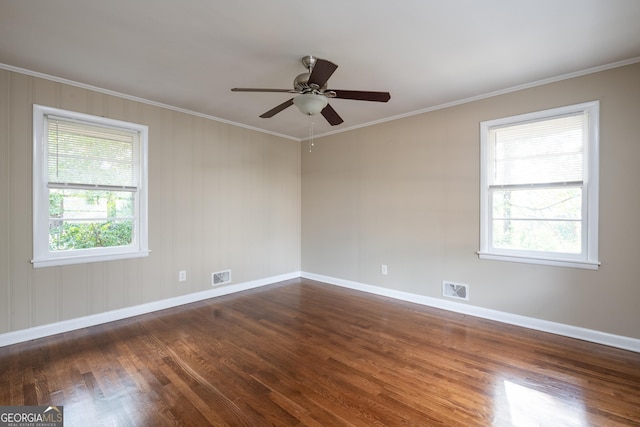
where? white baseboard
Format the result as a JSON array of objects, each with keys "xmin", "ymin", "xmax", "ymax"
[
  {"xmin": 302, "ymin": 272, "xmax": 640, "ymax": 353},
  {"xmin": 0, "ymin": 271, "xmax": 301, "ymax": 348},
  {"xmin": 3, "ymin": 270, "xmax": 639, "ymax": 353}
]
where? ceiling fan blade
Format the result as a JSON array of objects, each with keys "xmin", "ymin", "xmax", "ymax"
[
  {"xmin": 308, "ymin": 59, "xmax": 338, "ymax": 88},
  {"xmin": 330, "ymin": 90, "xmax": 391, "ymax": 102},
  {"xmin": 232, "ymin": 88, "xmax": 294, "ymax": 93},
  {"xmin": 321, "ymin": 104, "xmax": 344, "ymax": 126},
  {"xmin": 259, "ymin": 98, "xmax": 294, "ymax": 118}
]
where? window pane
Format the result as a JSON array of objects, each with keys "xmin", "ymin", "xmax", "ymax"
[
  {"xmin": 492, "ymin": 187, "xmax": 582, "ymax": 253},
  {"xmin": 492, "ymin": 187, "xmax": 582, "ymax": 220},
  {"xmin": 49, "ymin": 189, "xmax": 134, "ymax": 251},
  {"xmin": 492, "ymin": 219, "xmax": 581, "ymax": 254},
  {"xmin": 49, "ymin": 219, "xmax": 133, "ymax": 251}
]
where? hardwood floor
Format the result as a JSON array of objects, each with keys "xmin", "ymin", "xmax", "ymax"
[{"xmin": 1, "ymin": 278, "xmax": 639, "ymax": 426}]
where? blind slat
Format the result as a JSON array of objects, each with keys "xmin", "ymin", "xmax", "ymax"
[
  {"xmin": 47, "ymin": 116, "xmax": 139, "ymax": 188},
  {"xmin": 490, "ymin": 113, "xmax": 585, "ymax": 186},
  {"xmin": 488, "ymin": 180, "xmax": 583, "ymax": 190},
  {"xmin": 48, "ymin": 182, "xmax": 137, "ymax": 192}
]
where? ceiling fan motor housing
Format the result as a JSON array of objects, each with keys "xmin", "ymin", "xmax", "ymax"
[
  {"xmin": 294, "ymin": 73, "xmax": 311, "ymax": 91},
  {"xmin": 294, "ymin": 72, "xmax": 328, "ymax": 93}
]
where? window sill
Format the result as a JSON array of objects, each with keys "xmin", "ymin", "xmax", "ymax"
[
  {"xmin": 32, "ymin": 250, "xmax": 150, "ymax": 268},
  {"xmin": 477, "ymin": 252, "xmax": 600, "ymax": 270}
]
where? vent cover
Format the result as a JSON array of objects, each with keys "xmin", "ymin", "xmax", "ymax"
[
  {"xmin": 442, "ymin": 281, "xmax": 469, "ymax": 301},
  {"xmin": 212, "ymin": 269, "xmax": 231, "ymax": 286}
]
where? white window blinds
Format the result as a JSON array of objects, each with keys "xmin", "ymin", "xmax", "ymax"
[
  {"xmin": 489, "ymin": 113, "xmax": 585, "ymax": 187},
  {"xmin": 46, "ymin": 116, "xmax": 139, "ymax": 189}
]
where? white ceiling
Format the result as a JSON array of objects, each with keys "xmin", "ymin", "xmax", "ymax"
[{"xmin": 1, "ymin": 0, "xmax": 639, "ymax": 140}]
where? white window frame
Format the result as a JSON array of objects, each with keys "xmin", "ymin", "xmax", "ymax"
[
  {"xmin": 32, "ymin": 104, "xmax": 149, "ymax": 268},
  {"xmin": 479, "ymin": 101, "xmax": 600, "ymax": 270}
]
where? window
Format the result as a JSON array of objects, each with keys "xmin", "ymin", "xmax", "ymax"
[
  {"xmin": 479, "ymin": 101, "xmax": 599, "ymax": 269},
  {"xmin": 32, "ymin": 105, "xmax": 149, "ymax": 268}
]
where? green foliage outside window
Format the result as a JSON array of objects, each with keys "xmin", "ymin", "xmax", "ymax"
[
  {"xmin": 49, "ymin": 189, "xmax": 134, "ymax": 251},
  {"xmin": 491, "ymin": 187, "xmax": 582, "ymax": 254}
]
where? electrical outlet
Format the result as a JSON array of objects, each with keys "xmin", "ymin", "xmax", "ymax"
[
  {"xmin": 381, "ymin": 264, "xmax": 388, "ymax": 275},
  {"xmin": 178, "ymin": 270, "xmax": 187, "ymax": 282}
]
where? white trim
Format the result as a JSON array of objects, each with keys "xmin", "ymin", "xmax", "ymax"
[
  {"xmin": 32, "ymin": 250, "xmax": 151, "ymax": 268},
  {"xmin": 2, "ymin": 271, "xmax": 638, "ymax": 353},
  {"xmin": 2, "ymin": 57, "xmax": 639, "ymax": 142},
  {"xmin": 477, "ymin": 252, "xmax": 600, "ymax": 270},
  {"xmin": 32, "ymin": 104, "xmax": 149, "ymax": 268},
  {"xmin": 1, "ymin": 63, "xmax": 298, "ymax": 142},
  {"xmin": 301, "ymin": 272, "xmax": 640, "ymax": 353},
  {"xmin": 0, "ymin": 272, "xmax": 300, "ymax": 348},
  {"xmin": 479, "ymin": 101, "xmax": 600, "ymax": 269},
  {"xmin": 306, "ymin": 57, "xmax": 640, "ymax": 140}
]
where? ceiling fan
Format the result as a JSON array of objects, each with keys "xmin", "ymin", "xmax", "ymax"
[{"xmin": 231, "ymin": 55, "xmax": 391, "ymax": 126}]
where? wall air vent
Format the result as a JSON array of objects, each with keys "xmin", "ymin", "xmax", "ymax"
[
  {"xmin": 442, "ymin": 281, "xmax": 469, "ymax": 301},
  {"xmin": 212, "ymin": 269, "xmax": 231, "ymax": 286}
]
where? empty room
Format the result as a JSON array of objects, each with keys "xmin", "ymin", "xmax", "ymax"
[{"xmin": 1, "ymin": 1, "xmax": 640, "ymax": 426}]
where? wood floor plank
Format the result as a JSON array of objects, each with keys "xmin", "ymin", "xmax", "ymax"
[{"xmin": 1, "ymin": 278, "xmax": 639, "ymax": 426}]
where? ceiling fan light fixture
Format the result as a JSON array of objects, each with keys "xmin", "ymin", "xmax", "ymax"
[{"xmin": 293, "ymin": 93, "xmax": 328, "ymax": 116}]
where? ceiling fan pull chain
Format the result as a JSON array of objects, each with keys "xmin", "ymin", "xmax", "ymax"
[{"xmin": 309, "ymin": 114, "xmax": 315, "ymax": 152}]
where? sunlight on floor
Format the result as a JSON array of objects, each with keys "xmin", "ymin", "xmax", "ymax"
[{"xmin": 501, "ymin": 380, "xmax": 588, "ymax": 427}]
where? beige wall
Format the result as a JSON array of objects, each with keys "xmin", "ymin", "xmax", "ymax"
[
  {"xmin": 2, "ymin": 63, "xmax": 639, "ymax": 341},
  {"xmin": 0, "ymin": 69, "xmax": 301, "ymax": 335},
  {"xmin": 302, "ymin": 63, "xmax": 640, "ymax": 339}
]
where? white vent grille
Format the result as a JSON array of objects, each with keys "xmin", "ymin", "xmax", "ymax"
[
  {"xmin": 442, "ymin": 281, "xmax": 469, "ymax": 301},
  {"xmin": 212, "ymin": 270, "xmax": 231, "ymax": 286}
]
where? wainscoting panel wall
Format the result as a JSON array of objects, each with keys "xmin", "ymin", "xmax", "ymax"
[
  {"xmin": 0, "ymin": 68, "xmax": 301, "ymax": 336},
  {"xmin": 302, "ymin": 62, "xmax": 640, "ymax": 340}
]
